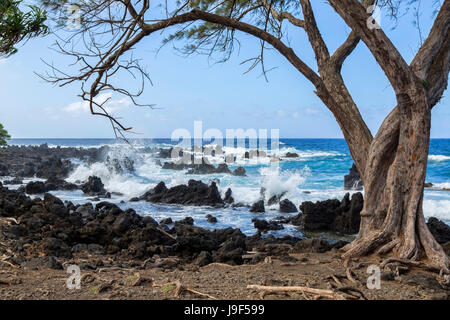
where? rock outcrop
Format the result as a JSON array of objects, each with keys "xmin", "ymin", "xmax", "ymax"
[
  {"xmin": 344, "ymin": 163, "xmax": 363, "ymax": 190},
  {"xmin": 140, "ymin": 180, "xmax": 224, "ymax": 207},
  {"xmin": 290, "ymin": 192, "xmax": 363, "ymax": 234}
]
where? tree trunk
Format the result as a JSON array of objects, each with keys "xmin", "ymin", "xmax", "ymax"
[{"xmin": 343, "ymin": 93, "xmax": 449, "ymax": 272}]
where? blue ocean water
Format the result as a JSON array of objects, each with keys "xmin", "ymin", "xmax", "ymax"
[{"xmin": 4, "ymin": 138, "xmax": 450, "ymax": 235}]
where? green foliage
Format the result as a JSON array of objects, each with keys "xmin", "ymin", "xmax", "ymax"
[
  {"xmin": 166, "ymin": 0, "xmax": 299, "ymax": 61},
  {"xmin": 0, "ymin": 0, "xmax": 48, "ymax": 57},
  {"xmin": 0, "ymin": 123, "xmax": 11, "ymax": 146}
]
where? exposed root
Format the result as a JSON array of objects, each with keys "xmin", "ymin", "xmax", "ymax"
[
  {"xmin": 201, "ymin": 262, "xmax": 238, "ymax": 268},
  {"xmin": 172, "ymin": 280, "xmax": 217, "ymax": 300},
  {"xmin": 246, "ymin": 284, "xmax": 365, "ymax": 300},
  {"xmin": 377, "ymin": 239, "xmax": 401, "ymax": 255},
  {"xmin": 97, "ymin": 267, "xmax": 136, "ymax": 273},
  {"xmin": 335, "ymin": 286, "xmax": 367, "ymax": 300},
  {"xmin": 381, "ymin": 258, "xmax": 443, "ymax": 274},
  {"xmin": 344, "ymin": 259, "xmax": 359, "ymax": 284},
  {"xmin": 131, "ymin": 273, "xmax": 153, "ymax": 287}
]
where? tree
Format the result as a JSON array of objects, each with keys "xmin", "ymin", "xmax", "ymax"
[
  {"xmin": 41, "ymin": 0, "xmax": 450, "ymax": 271},
  {"xmin": 0, "ymin": 0, "xmax": 48, "ymax": 57},
  {"xmin": 0, "ymin": 123, "xmax": 11, "ymax": 146},
  {"xmin": 1, "ymin": 1, "xmax": 48, "ymax": 145}
]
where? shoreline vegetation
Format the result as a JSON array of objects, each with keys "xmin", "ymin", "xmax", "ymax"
[{"xmin": 0, "ymin": 144, "xmax": 449, "ymax": 300}]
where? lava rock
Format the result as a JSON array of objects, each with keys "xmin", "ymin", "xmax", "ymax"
[
  {"xmin": 427, "ymin": 217, "xmax": 450, "ymax": 244},
  {"xmin": 279, "ymin": 199, "xmax": 297, "ymax": 213},
  {"xmin": 401, "ymin": 273, "xmax": 443, "ymax": 290},
  {"xmin": 291, "ymin": 238, "xmax": 331, "ymax": 253},
  {"xmin": 25, "ymin": 181, "xmax": 47, "ymax": 194},
  {"xmin": 252, "ymin": 218, "xmax": 283, "ymax": 231},
  {"xmin": 224, "ymin": 188, "xmax": 234, "ymax": 204},
  {"xmin": 344, "ymin": 163, "xmax": 363, "ymax": 190},
  {"xmin": 232, "ymin": 167, "xmax": 246, "ymax": 176},
  {"xmin": 194, "ymin": 251, "xmax": 213, "ymax": 267},
  {"xmin": 140, "ymin": 180, "xmax": 224, "ymax": 207},
  {"xmin": 291, "ymin": 192, "xmax": 363, "ymax": 234},
  {"xmin": 250, "ymin": 200, "xmax": 265, "ymax": 213},
  {"xmin": 285, "ymin": 152, "xmax": 299, "ymax": 158},
  {"xmin": 21, "ymin": 256, "xmax": 63, "ymax": 270},
  {"xmin": 80, "ymin": 176, "xmax": 108, "ymax": 197}
]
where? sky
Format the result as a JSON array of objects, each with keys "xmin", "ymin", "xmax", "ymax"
[{"xmin": 0, "ymin": 1, "xmax": 448, "ymax": 139}]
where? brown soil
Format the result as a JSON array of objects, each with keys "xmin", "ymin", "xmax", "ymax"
[{"xmin": 1, "ymin": 252, "xmax": 448, "ymax": 300}]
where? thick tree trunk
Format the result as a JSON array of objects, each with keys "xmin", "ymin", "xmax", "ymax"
[{"xmin": 343, "ymin": 94, "xmax": 449, "ymax": 272}]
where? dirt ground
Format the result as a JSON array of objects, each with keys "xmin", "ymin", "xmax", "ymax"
[{"xmin": 0, "ymin": 252, "xmax": 448, "ymax": 300}]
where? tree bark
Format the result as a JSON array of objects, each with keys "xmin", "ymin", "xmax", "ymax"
[{"xmin": 329, "ymin": 0, "xmax": 450, "ymax": 271}]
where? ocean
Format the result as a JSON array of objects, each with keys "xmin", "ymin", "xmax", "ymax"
[{"xmin": 5, "ymin": 138, "xmax": 450, "ymax": 236}]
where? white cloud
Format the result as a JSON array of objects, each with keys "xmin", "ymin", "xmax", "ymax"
[
  {"xmin": 303, "ymin": 107, "xmax": 320, "ymax": 116},
  {"xmin": 63, "ymin": 93, "xmax": 132, "ymax": 115},
  {"xmin": 276, "ymin": 109, "xmax": 286, "ymax": 117}
]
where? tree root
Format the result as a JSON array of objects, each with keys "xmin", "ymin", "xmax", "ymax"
[
  {"xmin": 247, "ymin": 284, "xmax": 341, "ymax": 299},
  {"xmin": 247, "ymin": 284, "xmax": 367, "ymax": 300},
  {"xmin": 344, "ymin": 259, "xmax": 360, "ymax": 284},
  {"xmin": 172, "ymin": 280, "xmax": 217, "ymax": 299},
  {"xmin": 381, "ymin": 258, "xmax": 442, "ymax": 274},
  {"xmin": 335, "ymin": 286, "xmax": 367, "ymax": 300},
  {"xmin": 131, "ymin": 273, "xmax": 153, "ymax": 287},
  {"xmin": 201, "ymin": 262, "xmax": 238, "ymax": 268}
]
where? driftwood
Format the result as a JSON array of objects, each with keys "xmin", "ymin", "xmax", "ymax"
[
  {"xmin": 153, "ymin": 280, "xmax": 217, "ymax": 299},
  {"xmin": 247, "ymin": 284, "xmax": 344, "ymax": 300},
  {"xmin": 156, "ymin": 227, "xmax": 176, "ymax": 241}
]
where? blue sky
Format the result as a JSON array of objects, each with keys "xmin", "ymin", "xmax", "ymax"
[{"xmin": 0, "ymin": 1, "xmax": 448, "ymax": 139}]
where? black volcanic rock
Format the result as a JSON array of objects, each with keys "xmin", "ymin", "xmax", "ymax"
[
  {"xmin": 44, "ymin": 176, "xmax": 79, "ymax": 191},
  {"xmin": 232, "ymin": 167, "xmax": 246, "ymax": 176},
  {"xmin": 224, "ymin": 188, "xmax": 234, "ymax": 204},
  {"xmin": 344, "ymin": 163, "xmax": 363, "ymax": 190},
  {"xmin": 427, "ymin": 217, "xmax": 450, "ymax": 244},
  {"xmin": 80, "ymin": 176, "xmax": 108, "ymax": 197},
  {"xmin": 0, "ymin": 144, "xmax": 104, "ymax": 179},
  {"xmin": 285, "ymin": 152, "xmax": 299, "ymax": 158},
  {"xmin": 291, "ymin": 238, "xmax": 331, "ymax": 253},
  {"xmin": 250, "ymin": 200, "xmax": 265, "ymax": 213},
  {"xmin": 252, "ymin": 218, "xmax": 283, "ymax": 231},
  {"xmin": 279, "ymin": 199, "xmax": 297, "ymax": 213},
  {"xmin": 140, "ymin": 180, "xmax": 224, "ymax": 207},
  {"xmin": 290, "ymin": 192, "xmax": 363, "ymax": 234},
  {"xmin": 25, "ymin": 181, "xmax": 47, "ymax": 194}
]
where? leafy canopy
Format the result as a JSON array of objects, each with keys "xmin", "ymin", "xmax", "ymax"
[
  {"xmin": 0, "ymin": 123, "xmax": 10, "ymax": 146},
  {"xmin": 0, "ymin": 0, "xmax": 48, "ymax": 57}
]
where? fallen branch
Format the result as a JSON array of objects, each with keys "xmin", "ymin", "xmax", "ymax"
[
  {"xmin": 157, "ymin": 280, "xmax": 217, "ymax": 299},
  {"xmin": 201, "ymin": 262, "xmax": 238, "ymax": 268},
  {"xmin": 247, "ymin": 284, "xmax": 344, "ymax": 300},
  {"xmin": 156, "ymin": 227, "xmax": 176, "ymax": 241}
]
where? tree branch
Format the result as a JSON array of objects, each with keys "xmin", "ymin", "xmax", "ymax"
[
  {"xmin": 411, "ymin": 0, "xmax": 450, "ymax": 108},
  {"xmin": 299, "ymin": 0, "xmax": 330, "ymax": 70}
]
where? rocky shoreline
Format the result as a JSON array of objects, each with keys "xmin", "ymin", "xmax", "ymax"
[{"xmin": 0, "ymin": 144, "xmax": 449, "ymax": 299}]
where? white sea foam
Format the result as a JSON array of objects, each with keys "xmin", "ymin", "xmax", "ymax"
[
  {"xmin": 423, "ymin": 199, "xmax": 450, "ymax": 222},
  {"xmin": 428, "ymin": 154, "xmax": 450, "ymax": 162},
  {"xmin": 433, "ymin": 182, "xmax": 450, "ymax": 189},
  {"xmin": 259, "ymin": 166, "xmax": 310, "ymax": 201}
]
